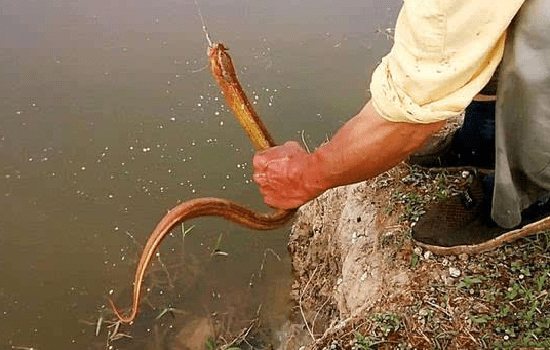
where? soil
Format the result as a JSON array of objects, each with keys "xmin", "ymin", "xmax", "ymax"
[{"xmin": 282, "ymin": 163, "xmax": 550, "ymax": 350}]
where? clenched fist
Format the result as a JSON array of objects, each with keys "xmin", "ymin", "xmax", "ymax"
[{"xmin": 252, "ymin": 141, "xmax": 324, "ymax": 209}]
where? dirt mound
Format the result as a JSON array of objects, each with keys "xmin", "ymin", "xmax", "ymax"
[
  {"xmin": 285, "ymin": 166, "xmax": 415, "ymax": 348},
  {"xmin": 284, "ymin": 165, "xmax": 550, "ymax": 349}
]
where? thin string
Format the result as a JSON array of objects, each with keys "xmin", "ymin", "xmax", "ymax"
[{"xmin": 193, "ymin": 0, "xmax": 214, "ymax": 47}]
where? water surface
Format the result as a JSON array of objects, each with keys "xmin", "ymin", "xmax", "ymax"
[{"xmin": 0, "ymin": 0, "xmax": 399, "ymax": 348}]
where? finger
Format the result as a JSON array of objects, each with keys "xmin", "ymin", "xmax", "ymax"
[
  {"xmin": 264, "ymin": 196, "xmax": 297, "ymax": 210},
  {"xmin": 284, "ymin": 140, "xmax": 303, "ymax": 151},
  {"xmin": 252, "ymin": 172, "xmax": 267, "ymax": 185},
  {"xmin": 264, "ymin": 157, "xmax": 288, "ymax": 173},
  {"xmin": 253, "ymin": 146, "xmax": 287, "ymax": 171},
  {"xmin": 259, "ymin": 186, "xmax": 271, "ymax": 198},
  {"xmin": 263, "ymin": 195, "xmax": 279, "ymax": 209},
  {"xmin": 252, "ymin": 152, "xmax": 269, "ymax": 171}
]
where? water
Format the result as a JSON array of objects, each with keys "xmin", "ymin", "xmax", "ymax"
[{"xmin": 0, "ymin": 0, "xmax": 399, "ymax": 348}]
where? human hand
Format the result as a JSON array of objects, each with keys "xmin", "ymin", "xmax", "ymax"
[{"xmin": 252, "ymin": 141, "xmax": 322, "ymax": 209}]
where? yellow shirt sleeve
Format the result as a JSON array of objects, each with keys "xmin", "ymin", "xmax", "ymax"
[{"xmin": 370, "ymin": 0, "xmax": 525, "ymax": 123}]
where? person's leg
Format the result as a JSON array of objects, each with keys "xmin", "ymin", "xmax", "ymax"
[
  {"xmin": 408, "ymin": 95, "xmax": 497, "ymax": 169},
  {"xmin": 451, "ymin": 98, "xmax": 496, "ymax": 168},
  {"xmin": 492, "ymin": 0, "xmax": 550, "ymax": 228}
]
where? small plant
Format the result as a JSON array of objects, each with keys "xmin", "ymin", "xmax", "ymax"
[
  {"xmin": 534, "ymin": 269, "xmax": 548, "ymax": 291},
  {"xmin": 436, "ymin": 175, "xmax": 449, "ymax": 200},
  {"xmin": 410, "ymin": 251, "xmax": 419, "ymax": 269},
  {"xmin": 371, "ymin": 312, "xmax": 400, "ymax": 337},
  {"xmin": 399, "ymin": 192, "xmax": 427, "ymax": 222},
  {"xmin": 353, "ymin": 331, "xmax": 376, "ymax": 349},
  {"xmin": 205, "ymin": 338, "xmax": 216, "ymax": 350},
  {"xmin": 470, "ymin": 314, "xmax": 492, "ymax": 324},
  {"xmin": 457, "ymin": 276, "xmax": 487, "ymax": 289}
]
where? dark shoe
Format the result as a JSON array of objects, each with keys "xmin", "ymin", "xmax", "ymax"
[
  {"xmin": 409, "ymin": 100, "xmax": 496, "ymax": 169},
  {"xmin": 412, "ymin": 172, "xmax": 505, "ymax": 247},
  {"xmin": 412, "ymin": 172, "xmax": 550, "ymax": 247}
]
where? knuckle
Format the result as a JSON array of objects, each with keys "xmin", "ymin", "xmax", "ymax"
[{"xmin": 252, "ymin": 154, "xmax": 267, "ymax": 169}]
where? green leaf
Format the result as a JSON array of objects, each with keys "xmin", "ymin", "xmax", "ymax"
[
  {"xmin": 410, "ymin": 252, "xmax": 419, "ymax": 269},
  {"xmin": 457, "ymin": 276, "xmax": 486, "ymax": 289}
]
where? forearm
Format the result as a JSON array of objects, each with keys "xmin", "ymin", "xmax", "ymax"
[
  {"xmin": 304, "ymin": 100, "xmax": 445, "ymax": 193},
  {"xmin": 252, "ymin": 100, "xmax": 445, "ymax": 209}
]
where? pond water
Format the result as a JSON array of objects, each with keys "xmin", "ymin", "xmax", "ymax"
[{"xmin": 0, "ymin": 0, "xmax": 399, "ymax": 348}]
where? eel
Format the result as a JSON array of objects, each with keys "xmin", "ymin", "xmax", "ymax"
[{"xmin": 109, "ymin": 43, "xmax": 295, "ymax": 323}]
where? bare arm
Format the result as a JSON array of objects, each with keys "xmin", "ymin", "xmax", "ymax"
[{"xmin": 252, "ymin": 100, "xmax": 445, "ymax": 209}]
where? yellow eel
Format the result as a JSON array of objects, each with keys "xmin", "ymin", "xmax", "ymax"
[{"xmin": 109, "ymin": 43, "xmax": 296, "ymax": 323}]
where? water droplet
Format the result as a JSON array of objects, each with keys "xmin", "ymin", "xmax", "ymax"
[
  {"xmin": 219, "ymin": 121, "xmax": 224, "ymax": 126},
  {"xmin": 214, "ymin": 111, "xmax": 220, "ymax": 116}
]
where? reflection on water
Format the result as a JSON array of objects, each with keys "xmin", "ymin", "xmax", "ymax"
[{"xmin": 0, "ymin": 0, "xmax": 399, "ymax": 348}]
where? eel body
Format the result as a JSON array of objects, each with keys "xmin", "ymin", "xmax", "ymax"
[{"xmin": 110, "ymin": 43, "xmax": 295, "ymax": 323}]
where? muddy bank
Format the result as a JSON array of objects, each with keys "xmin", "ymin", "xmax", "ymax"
[
  {"xmin": 284, "ymin": 165, "xmax": 550, "ymax": 349},
  {"xmin": 284, "ymin": 166, "xmax": 417, "ymax": 348}
]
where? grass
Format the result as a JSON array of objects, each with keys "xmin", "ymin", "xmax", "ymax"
[
  {"xmin": 318, "ymin": 166, "xmax": 550, "ymax": 349},
  {"xmin": 341, "ymin": 234, "xmax": 550, "ymax": 350}
]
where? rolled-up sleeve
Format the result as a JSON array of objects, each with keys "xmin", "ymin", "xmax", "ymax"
[{"xmin": 370, "ymin": 0, "xmax": 525, "ymax": 123}]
